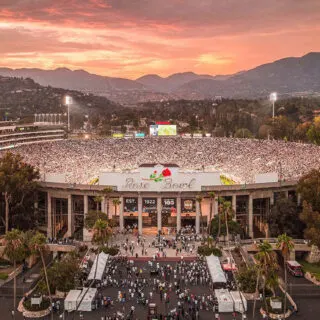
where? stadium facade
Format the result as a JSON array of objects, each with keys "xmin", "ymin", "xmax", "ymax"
[{"xmin": 38, "ymin": 164, "xmax": 298, "ymax": 240}]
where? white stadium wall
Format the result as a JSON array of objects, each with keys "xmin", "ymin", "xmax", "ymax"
[
  {"xmin": 99, "ymin": 164, "xmax": 221, "ymax": 192},
  {"xmin": 255, "ymin": 172, "xmax": 278, "ymax": 183},
  {"xmin": 44, "ymin": 173, "xmax": 66, "ymax": 183}
]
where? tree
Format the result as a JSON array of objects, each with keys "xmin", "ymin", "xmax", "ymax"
[
  {"xmin": 103, "ymin": 187, "xmax": 113, "ymax": 218},
  {"xmin": 307, "ymin": 116, "xmax": 320, "ymax": 144},
  {"xmin": 29, "ymin": 232, "xmax": 53, "ymax": 320},
  {"xmin": 299, "ymin": 201, "xmax": 320, "ymax": 247},
  {"xmin": 268, "ymin": 198, "xmax": 304, "ymax": 238},
  {"xmin": 294, "ymin": 122, "xmax": 311, "ymax": 142},
  {"xmin": 112, "ymin": 198, "xmax": 121, "ymax": 217},
  {"xmin": 93, "ymin": 196, "xmax": 103, "ymax": 213},
  {"xmin": 234, "ymin": 128, "xmax": 253, "ymax": 138},
  {"xmin": 297, "ymin": 169, "xmax": 320, "ymax": 212},
  {"xmin": 253, "ymin": 241, "xmax": 279, "ymax": 318},
  {"xmin": 277, "ymin": 234, "xmax": 294, "ymax": 319},
  {"xmin": 195, "ymin": 195, "xmax": 203, "ymax": 235},
  {"xmin": 210, "ymin": 216, "xmax": 243, "ymax": 238},
  {"xmin": 84, "ymin": 210, "xmax": 109, "ymax": 229},
  {"xmin": 207, "ymin": 192, "xmax": 215, "ymax": 234},
  {"xmin": 92, "ymin": 218, "xmax": 112, "ymax": 246},
  {"xmin": 3, "ymin": 229, "xmax": 28, "ymax": 315},
  {"xmin": 258, "ymin": 124, "xmax": 272, "ymax": 139},
  {"xmin": 0, "ymin": 152, "xmax": 39, "ymax": 233}
]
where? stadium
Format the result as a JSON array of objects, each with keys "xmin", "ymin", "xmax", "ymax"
[{"xmin": 1, "ymin": 122, "xmax": 318, "ymax": 240}]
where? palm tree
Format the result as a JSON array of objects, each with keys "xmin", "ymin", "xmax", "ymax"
[
  {"xmin": 29, "ymin": 232, "xmax": 53, "ymax": 320},
  {"xmin": 196, "ymin": 195, "xmax": 203, "ymax": 236},
  {"xmin": 253, "ymin": 240, "xmax": 279, "ymax": 318},
  {"xmin": 92, "ymin": 218, "xmax": 112, "ymax": 247},
  {"xmin": 93, "ymin": 196, "xmax": 103, "ymax": 213},
  {"xmin": 112, "ymin": 198, "xmax": 121, "ymax": 217},
  {"xmin": 3, "ymin": 229, "xmax": 28, "ymax": 317},
  {"xmin": 216, "ymin": 196, "xmax": 224, "ymax": 242},
  {"xmin": 208, "ymin": 192, "xmax": 215, "ymax": 234},
  {"xmin": 221, "ymin": 200, "xmax": 234, "ymax": 243},
  {"xmin": 103, "ymin": 186, "xmax": 113, "ymax": 219},
  {"xmin": 277, "ymin": 234, "xmax": 294, "ymax": 318}
]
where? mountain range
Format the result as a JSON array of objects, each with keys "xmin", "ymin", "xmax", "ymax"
[{"xmin": 0, "ymin": 52, "xmax": 319, "ymax": 104}]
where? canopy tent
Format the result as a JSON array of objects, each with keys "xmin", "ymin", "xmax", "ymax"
[
  {"xmin": 214, "ymin": 289, "xmax": 234, "ymax": 312},
  {"xmin": 230, "ymin": 291, "xmax": 247, "ymax": 313},
  {"xmin": 64, "ymin": 290, "xmax": 82, "ymax": 312},
  {"xmin": 87, "ymin": 252, "xmax": 109, "ymax": 281},
  {"xmin": 222, "ymin": 263, "xmax": 237, "ymax": 271},
  {"xmin": 206, "ymin": 255, "xmax": 227, "ymax": 285},
  {"xmin": 77, "ymin": 288, "xmax": 98, "ymax": 312}
]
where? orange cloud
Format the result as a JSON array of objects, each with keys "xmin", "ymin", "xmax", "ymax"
[{"xmin": 0, "ymin": 1, "xmax": 319, "ymax": 78}]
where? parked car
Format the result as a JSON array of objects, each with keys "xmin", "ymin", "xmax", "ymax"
[{"xmin": 286, "ymin": 260, "xmax": 304, "ymax": 277}]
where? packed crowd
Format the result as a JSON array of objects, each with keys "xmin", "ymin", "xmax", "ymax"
[
  {"xmin": 118, "ymin": 231, "xmax": 204, "ymax": 258},
  {"xmin": 2, "ymin": 137, "xmax": 320, "ymax": 184},
  {"xmin": 82, "ymin": 257, "xmax": 234, "ymax": 320}
]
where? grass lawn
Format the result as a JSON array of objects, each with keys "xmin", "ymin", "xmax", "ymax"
[{"xmin": 298, "ymin": 260, "xmax": 320, "ymax": 280}]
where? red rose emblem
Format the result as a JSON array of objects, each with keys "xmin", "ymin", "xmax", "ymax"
[{"xmin": 162, "ymin": 168, "xmax": 171, "ymax": 177}]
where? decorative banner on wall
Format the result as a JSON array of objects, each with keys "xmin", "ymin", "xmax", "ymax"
[
  {"xmin": 162, "ymin": 198, "xmax": 176, "ymax": 214},
  {"xmin": 124, "ymin": 197, "xmax": 138, "ymax": 212},
  {"xmin": 142, "ymin": 198, "xmax": 157, "ymax": 213},
  {"xmin": 182, "ymin": 199, "xmax": 196, "ymax": 213}
]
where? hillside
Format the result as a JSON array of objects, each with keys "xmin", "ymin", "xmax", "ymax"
[
  {"xmin": 0, "ymin": 76, "xmax": 123, "ymax": 127},
  {"xmin": 1, "ymin": 52, "xmax": 320, "ymax": 103},
  {"xmin": 174, "ymin": 52, "xmax": 320, "ymax": 99}
]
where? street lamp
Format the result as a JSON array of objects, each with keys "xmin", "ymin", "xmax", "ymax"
[
  {"xmin": 65, "ymin": 95, "xmax": 72, "ymax": 131},
  {"xmin": 270, "ymin": 92, "xmax": 277, "ymax": 119}
]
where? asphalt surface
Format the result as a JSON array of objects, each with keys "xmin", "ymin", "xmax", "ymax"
[{"xmin": 1, "ymin": 259, "xmax": 320, "ymax": 320}]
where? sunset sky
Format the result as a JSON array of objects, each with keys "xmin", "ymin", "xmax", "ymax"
[{"xmin": 1, "ymin": 0, "xmax": 320, "ymax": 79}]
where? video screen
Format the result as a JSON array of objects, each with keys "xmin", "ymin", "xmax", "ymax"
[{"xmin": 149, "ymin": 125, "xmax": 177, "ymax": 136}]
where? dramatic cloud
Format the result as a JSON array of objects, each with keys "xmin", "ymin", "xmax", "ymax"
[{"xmin": 0, "ymin": 0, "xmax": 320, "ymax": 78}]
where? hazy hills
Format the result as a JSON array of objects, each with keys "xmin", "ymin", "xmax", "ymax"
[{"xmin": 0, "ymin": 52, "xmax": 319, "ymax": 104}]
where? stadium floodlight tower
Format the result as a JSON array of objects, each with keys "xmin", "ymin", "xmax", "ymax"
[
  {"xmin": 65, "ymin": 95, "xmax": 72, "ymax": 131},
  {"xmin": 270, "ymin": 92, "xmax": 277, "ymax": 119}
]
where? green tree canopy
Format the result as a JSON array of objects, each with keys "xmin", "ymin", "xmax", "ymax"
[
  {"xmin": 0, "ymin": 152, "xmax": 39, "ymax": 233},
  {"xmin": 300, "ymin": 201, "xmax": 320, "ymax": 247},
  {"xmin": 268, "ymin": 198, "xmax": 304, "ymax": 238},
  {"xmin": 297, "ymin": 169, "xmax": 320, "ymax": 212},
  {"xmin": 3, "ymin": 229, "xmax": 28, "ymax": 264},
  {"xmin": 234, "ymin": 128, "xmax": 253, "ymax": 138},
  {"xmin": 84, "ymin": 210, "xmax": 109, "ymax": 229},
  {"xmin": 210, "ymin": 216, "xmax": 243, "ymax": 237}
]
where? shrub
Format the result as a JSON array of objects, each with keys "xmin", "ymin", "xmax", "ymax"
[
  {"xmin": 236, "ymin": 267, "xmax": 257, "ymax": 293},
  {"xmin": 23, "ymin": 296, "xmax": 50, "ymax": 312},
  {"xmin": 197, "ymin": 245, "xmax": 222, "ymax": 257},
  {"xmin": 100, "ymin": 246, "xmax": 119, "ymax": 256},
  {"xmin": 0, "ymin": 273, "xmax": 9, "ymax": 280},
  {"xmin": 38, "ymin": 253, "xmax": 81, "ymax": 294},
  {"xmin": 0, "ymin": 258, "xmax": 12, "ymax": 267}
]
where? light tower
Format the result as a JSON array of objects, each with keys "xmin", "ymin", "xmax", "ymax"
[
  {"xmin": 65, "ymin": 95, "xmax": 72, "ymax": 131},
  {"xmin": 270, "ymin": 92, "xmax": 277, "ymax": 119}
]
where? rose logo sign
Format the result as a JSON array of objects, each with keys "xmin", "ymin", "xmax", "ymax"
[
  {"xmin": 143, "ymin": 168, "xmax": 171, "ymax": 182},
  {"xmin": 162, "ymin": 168, "xmax": 171, "ymax": 177}
]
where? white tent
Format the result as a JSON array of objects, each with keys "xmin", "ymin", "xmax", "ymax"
[
  {"xmin": 230, "ymin": 291, "xmax": 247, "ymax": 313},
  {"xmin": 77, "ymin": 288, "xmax": 97, "ymax": 312},
  {"xmin": 87, "ymin": 252, "xmax": 109, "ymax": 281},
  {"xmin": 206, "ymin": 255, "xmax": 227, "ymax": 285},
  {"xmin": 215, "ymin": 289, "xmax": 234, "ymax": 312},
  {"xmin": 64, "ymin": 290, "xmax": 82, "ymax": 312}
]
